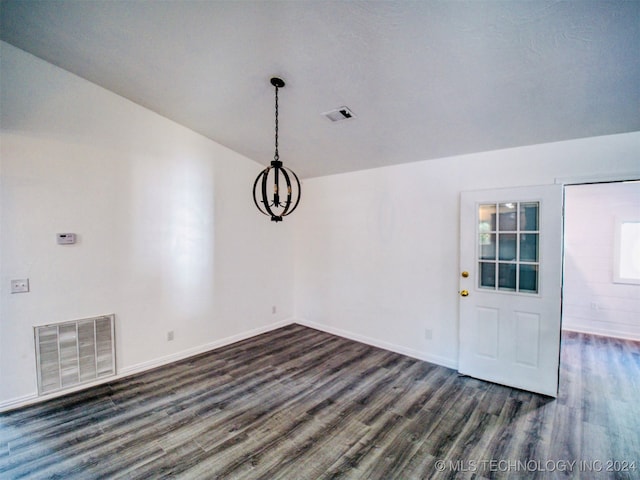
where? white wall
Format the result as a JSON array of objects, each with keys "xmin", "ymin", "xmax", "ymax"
[
  {"xmin": 0, "ymin": 42, "xmax": 294, "ymax": 409},
  {"xmin": 563, "ymin": 182, "xmax": 640, "ymax": 339},
  {"xmin": 294, "ymin": 133, "xmax": 640, "ymax": 367}
]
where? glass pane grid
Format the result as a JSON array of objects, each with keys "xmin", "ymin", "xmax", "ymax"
[{"xmin": 477, "ymin": 201, "xmax": 539, "ymax": 294}]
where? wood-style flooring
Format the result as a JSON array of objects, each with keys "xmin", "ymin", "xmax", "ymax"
[{"xmin": 1, "ymin": 325, "xmax": 639, "ymax": 479}]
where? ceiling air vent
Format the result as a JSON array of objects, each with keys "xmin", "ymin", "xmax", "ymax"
[{"xmin": 322, "ymin": 106, "xmax": 356, "ymax": 122}]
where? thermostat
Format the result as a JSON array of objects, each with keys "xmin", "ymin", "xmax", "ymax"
[{"xmin": 57, "ymin": 233, "xmax": 76, "ymax": 245}]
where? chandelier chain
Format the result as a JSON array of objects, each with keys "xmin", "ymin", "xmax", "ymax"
[{"xmin": 274, "ymin": 84, "xmax": 279, "ymax": 162}]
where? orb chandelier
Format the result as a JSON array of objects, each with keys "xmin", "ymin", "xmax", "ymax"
[{"xmin": 253, "ymin": 77, "xmax": 301, "ymax": 222}]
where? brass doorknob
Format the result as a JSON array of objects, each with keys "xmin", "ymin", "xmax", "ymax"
[{"xmin": 460, "ymin": 290, "xmax": 469, "ymax": 297}]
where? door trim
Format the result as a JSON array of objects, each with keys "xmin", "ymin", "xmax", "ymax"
[{"xmin": 555, "ymin": 172, "xmax": 640, "ymax": 185}]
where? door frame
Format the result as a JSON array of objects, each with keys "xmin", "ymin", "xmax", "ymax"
[
  {"xmin": 555, "ymin": 172, "xmax": 640, "ymax": 186},
  {"xmin": 557, "ymin": 172, "xmax": 640, "ymax": 338},
  {"xmin": 547, "ymin": 172, "xmax": 638, "ymax": 388}
]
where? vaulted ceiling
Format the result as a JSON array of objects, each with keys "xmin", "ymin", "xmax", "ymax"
[{"xmin": 1, "ymin": 0, "xmax": 639, "ymax": 178}]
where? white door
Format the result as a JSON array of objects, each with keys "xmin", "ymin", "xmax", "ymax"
[{"xmin": 458, "ymin": 185, "xmax": 563, "ymax": 397}]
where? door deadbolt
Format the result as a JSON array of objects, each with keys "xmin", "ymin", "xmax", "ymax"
[{"xmin": 461, "ymin": 271, "xmax": 469, "ymax": 278}]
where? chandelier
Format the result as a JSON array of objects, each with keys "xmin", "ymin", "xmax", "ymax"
[{"xmin": 253, "ymin": 77, "xmax": 301, "ymax": 222}]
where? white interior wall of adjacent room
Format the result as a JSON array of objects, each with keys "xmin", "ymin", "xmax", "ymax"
[
  {"xmin": 0, "ymin": 42, "xmax": 294, "ymax": 408},
  {"xmin": 293, "ymin": 132, "xmax": 640, "ymax": 367},
  {"xmin": 563, "ymin": 182, "xmax": 640, "ymax": 340}
]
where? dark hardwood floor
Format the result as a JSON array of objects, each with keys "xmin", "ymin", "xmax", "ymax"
[{"xmin": 1, "ymin": 325, "xmax": 639, "ymax": 479}]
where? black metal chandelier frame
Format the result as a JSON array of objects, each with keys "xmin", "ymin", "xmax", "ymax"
[{"xmin": 253, "ymin": 77, "xmax": 301, "ymax": 222}]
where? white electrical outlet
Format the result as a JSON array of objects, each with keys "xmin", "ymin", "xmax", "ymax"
[
  {"xmin": 167, "ymin": 331, "xmax": 174, "ymax": 341},
  {"xmin": 425, "ymin": 328, "xmax": 433, "ymax": 340},
  {"xmin": 272, "ymin": 306, "xmax": 277, "ymax": 314},
  {"xmin": 11, "ymin": 279, "xmax": 30, "ymax": 294}
]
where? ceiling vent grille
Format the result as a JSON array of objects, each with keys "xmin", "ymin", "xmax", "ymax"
[{"xmin": 322, "ymin": 106, "xmax": 356, "ymax": 122}]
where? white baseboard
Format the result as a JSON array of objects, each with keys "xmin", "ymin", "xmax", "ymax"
[
  {"xmin": 562, "ymin": 324, "xmax": 640, "ymax": 342},
  {"xmin": 0, "ymin": 318, "xmax": 294, "ymax": 413},
  {"xmin": 0, "ymin": 393, "xmax": 40, "ymax": 412},
  {"xmin": 118, "ymin": 318, "xmax": 293, "ymax": 377},
  {"xmin": 294, "ymin": 318, "xmax": 458, "ymax": 370}
]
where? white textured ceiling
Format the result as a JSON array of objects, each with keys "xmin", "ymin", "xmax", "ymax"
[{"xmin": 1, "ymin": 0, "xmax": 639, "ymax": 178}]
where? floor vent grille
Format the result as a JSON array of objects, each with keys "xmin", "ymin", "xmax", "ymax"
[{"xmin": 34, "ymin": 315, "xmax": 116, "ymax": 395}]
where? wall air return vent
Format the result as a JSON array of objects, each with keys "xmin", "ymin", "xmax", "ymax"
[
  {"xmin": 322, "ymin": 106, "xmax": 356, "ymax": 122},
  {"xmin": 34, "ymin": 315, "xmax": 116, "ymax": 395}
]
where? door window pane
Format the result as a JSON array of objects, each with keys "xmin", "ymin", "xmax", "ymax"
[
  {"xmin": 479, "ymin": 262, "xmax": 496, "ymax": 288},
  {"xmin": 519, "ymin": 264, "xmax": 538, "ymax": 293},
  {"xmin": 498, "ymin": 233, "xmax": 517, "ymax": 261},
  {"xmin": 498, "ymin": 203, "xmax": 517, "ymax": 231},
  {"xmin": 479, "ymin": 233, "xmax": 496, "ymax": 260},
  {"xmin": 498, "ymin": 263, "xmax": 517, "ymax": 291},
  {"xmin": 520, "ymin": 203, "xmax": 539, "ymax": 231},
  {"xmin": 519, "ymin": 233, "xmax": 538, "ymax": 262},
  {"xmin": 479, "ymin": 204, "xmax": 496, "ymax": 231}
]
